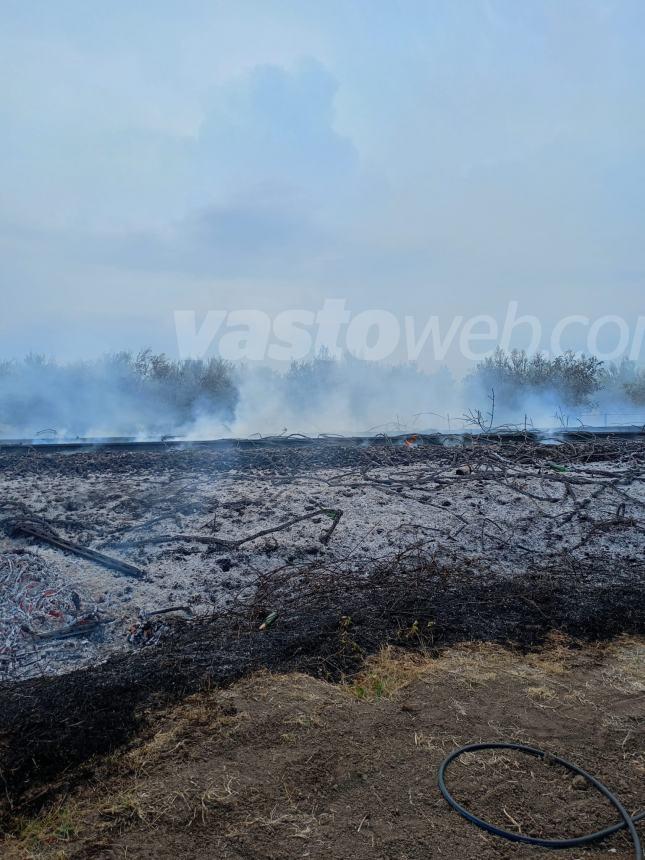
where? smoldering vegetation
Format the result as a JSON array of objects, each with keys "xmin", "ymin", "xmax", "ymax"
[
  {"xmin": 0, "ymin": 351, "xmax": 238, "ymax": 438},
  {"xmin": 0, "ymin": 349, "xmax": 644, "ymax": 439},
  {"xmin": 464, "ymin": 349, "xmax": 645, "ymax": 427}
]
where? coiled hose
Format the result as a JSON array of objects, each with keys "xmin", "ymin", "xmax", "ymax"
[{"xmin": 438, "ymin": 742, "xmax": 644, "ymax": 858}]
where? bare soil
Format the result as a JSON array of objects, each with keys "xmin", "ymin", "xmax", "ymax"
[{"xmin": 2, "ymin": 637, "xmax": 643, "ymax": 859}]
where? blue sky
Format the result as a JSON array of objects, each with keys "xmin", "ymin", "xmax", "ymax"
[{"xmin": 1, "ymin": 1, "xmax": 644, "ymax": 362}]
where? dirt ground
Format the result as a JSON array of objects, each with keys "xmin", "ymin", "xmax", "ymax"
[{"xmin": 3, "ymin": 636, "xmax": 643, "ymax": 860}]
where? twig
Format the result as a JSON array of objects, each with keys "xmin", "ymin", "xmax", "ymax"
[
  {"xmin": 8, "ymin": 521, "xmax": 146, "ymax": 578},
  {"xmin": 115, "ymin": 509, "xmax": 343, "ymax": 551},
  {"xmin": 321, "ymin": 510, "xmax": 343, "ymax": 545}
]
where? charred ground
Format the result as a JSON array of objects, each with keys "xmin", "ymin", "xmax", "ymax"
[{"xmin": 0, "ymin": 434, "xmax": 644, "ymax": 848}]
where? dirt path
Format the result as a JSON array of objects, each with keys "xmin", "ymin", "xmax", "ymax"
[{"xmin": 3, "ymin": 637, "xmax": 644, "ymax": 859}]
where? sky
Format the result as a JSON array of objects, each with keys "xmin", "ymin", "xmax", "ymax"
[{"xmin": 1, "ymin": 0, "xmax": 644, "ymax": 366}]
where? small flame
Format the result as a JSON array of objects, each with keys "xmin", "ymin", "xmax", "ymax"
[{"xmin": 404, "ymin": 434, "xmax": 418, "ymax": 448}]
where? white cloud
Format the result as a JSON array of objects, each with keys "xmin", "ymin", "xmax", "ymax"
[{"xmin": 0, "ymin": 1, "xmax": 644, "ymax": 361}]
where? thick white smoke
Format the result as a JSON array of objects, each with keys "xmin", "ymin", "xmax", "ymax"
[{"xmin": 0, "ymin": 351, "xmax": 643, "ymax": 440}]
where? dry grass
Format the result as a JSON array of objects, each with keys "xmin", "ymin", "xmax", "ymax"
[
  {"xmin": 122, "ymin": 692, "xmax": 248, "ymax": 775},
  {"xmin": 347, "ymin": 645, "xmax": 431, "ymax": 700},
  {"xmin": 599, "ymin": 636, "xmax": 645, "ymax": 694},
  {"xmin": 346, "ymin": 634, "xmax": 645, "ymax": 705},
  {"xmin": 3, "ymin": 800, "xmax": 80, "ymax": 859}
]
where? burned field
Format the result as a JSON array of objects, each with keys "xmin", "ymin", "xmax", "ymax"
[
  {"xmin": 1, "ymin": 433, "xmax": 644, "ymax": 681},
  {"xmin": 1, "ymin": 433, "xmax": 644, "ymax": 853}
]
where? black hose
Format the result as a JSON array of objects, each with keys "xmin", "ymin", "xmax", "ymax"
[{"xmin": 438, "ymin": 742, "xmax": 644, "ymax": 858}]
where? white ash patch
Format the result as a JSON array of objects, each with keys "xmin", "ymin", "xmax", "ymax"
[{"xmin": 1, "ymin": 445, "xmax": 643, "ymax": 679}]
